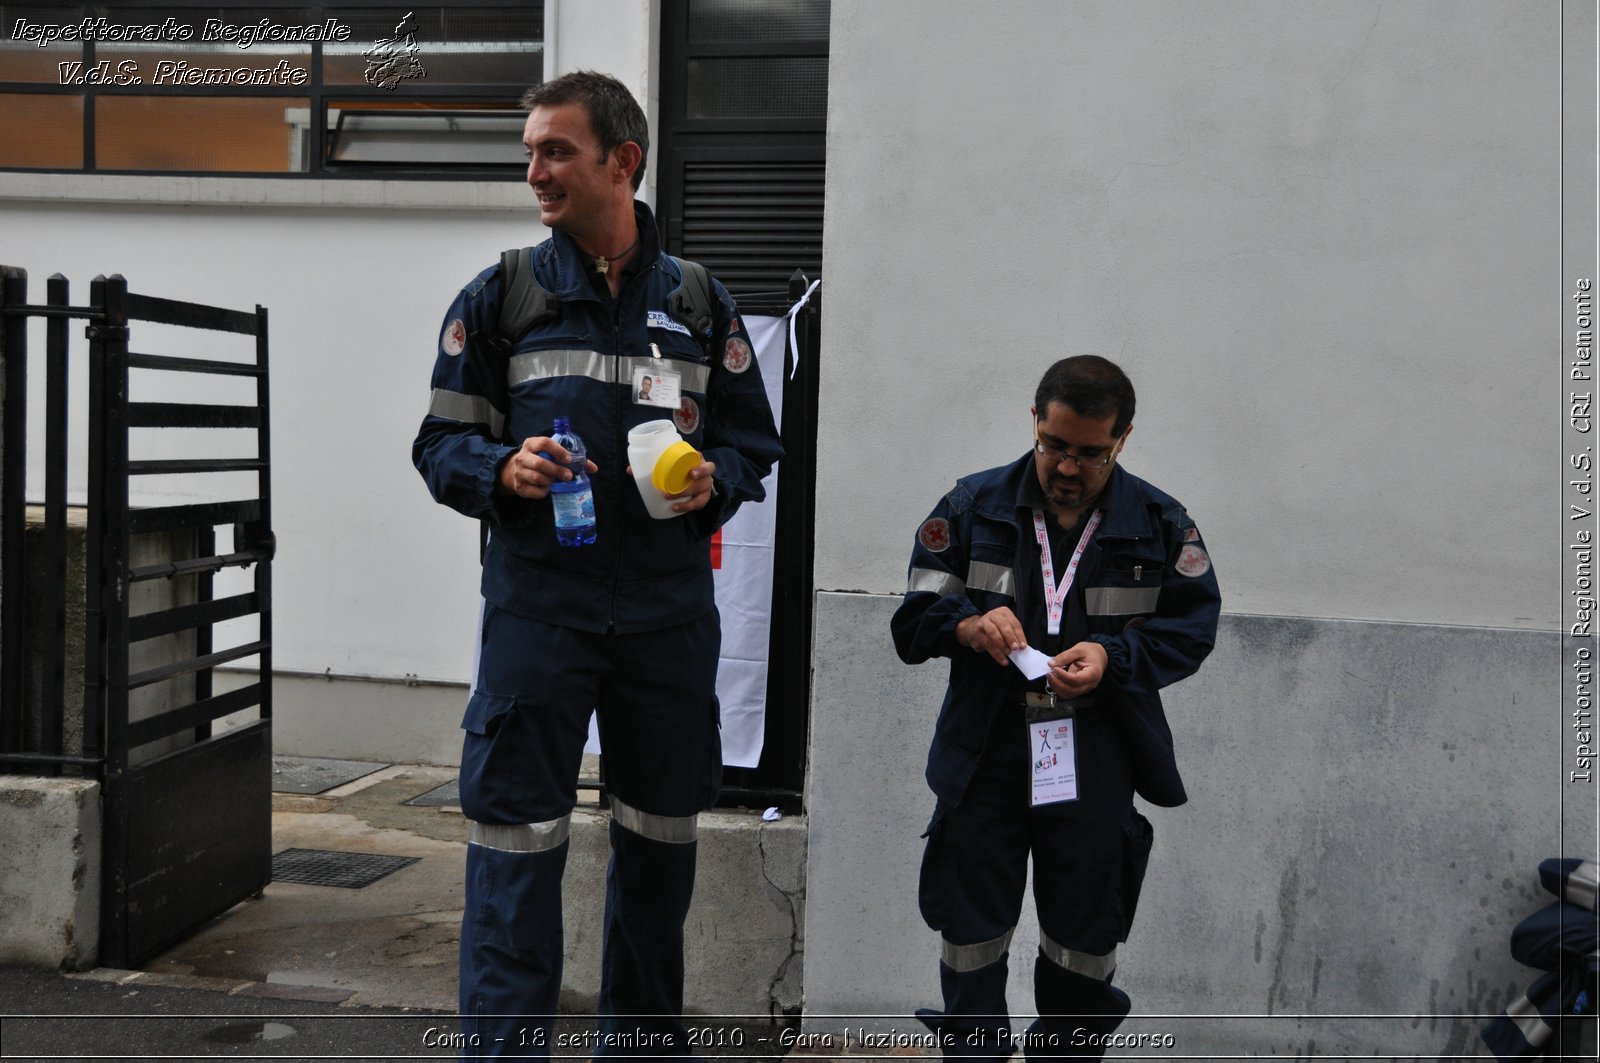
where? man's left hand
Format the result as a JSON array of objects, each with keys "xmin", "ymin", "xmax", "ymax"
[
  {"xmin": 666, "ymin": 460, "xmax": 718, "ymax": 513},
  {"xmin": 1047, "ymin": 641, "xmax": 1107, "ymax": 698}
]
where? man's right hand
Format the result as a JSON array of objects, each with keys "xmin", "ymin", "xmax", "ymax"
[
  {"xmin": 955, "ymin": 606, "xmax": 1027, "ymax": 666},
  {"xmin": 495, "ymin": 437, "xmax": 599, "ymax": 500}
]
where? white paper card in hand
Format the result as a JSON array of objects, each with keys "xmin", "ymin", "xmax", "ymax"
[{"xmin": 1008, "ymin": 645, "xmax": 1052, "ymax": 681}]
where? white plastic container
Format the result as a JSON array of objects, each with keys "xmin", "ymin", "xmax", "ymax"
[{"xmin": 627, "ymin": 420, "xmax": 702, "ymax": 520}]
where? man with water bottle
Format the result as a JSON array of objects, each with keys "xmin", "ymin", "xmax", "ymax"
[
  {"xmin": 892, "ymin": 356, "xmax": 1220, "ymax": 1059},
  {"xmin": 412, "ymin": 71, "xmax": 782, "ymax": 1058}
]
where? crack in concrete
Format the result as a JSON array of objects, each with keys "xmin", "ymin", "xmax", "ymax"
[
  {"xmin": 1330, "ymin": 3, "xmax": 1385, "ymax": 99},
  {"xmin": 1104, "ymin": 139, "xmax": 1195, "ymax": 193},
  {"xmin": 757, "ymin": 825, "xmax": 802, "ymax": 1021}
]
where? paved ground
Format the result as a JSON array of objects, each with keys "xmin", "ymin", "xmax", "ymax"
[
  {"xmin": 0, "ymin": 964, "xmax": 795, "ymax": 1060},
  {"xmin": 0, "ymin": 758, "xmax": 820, "ymax": 1062}
]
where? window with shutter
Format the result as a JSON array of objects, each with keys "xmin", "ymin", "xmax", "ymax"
[{"xmin": 656, "ymin": 0, "xmax": 828, "ymax": 309}]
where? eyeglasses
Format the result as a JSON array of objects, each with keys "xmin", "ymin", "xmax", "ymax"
[{"xmin": 1034, "ymin": 432, "xmax": 1124, "ymax": 469}]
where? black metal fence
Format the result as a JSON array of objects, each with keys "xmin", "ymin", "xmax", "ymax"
[{"xmin": 0, "ymin": 267, "xmax": 275, "ymax": 965}]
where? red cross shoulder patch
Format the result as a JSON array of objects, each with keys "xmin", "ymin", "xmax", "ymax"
[
  {"xmin": 723, "ymin": 337, "xmax": 753, "ymax": 374},
  {"xmin": 918, "ymin": 517, "xmax": 952, "ymax": 553},
  {"xmin": 1175, "ymin": 544, "xmax": 1211, "ymax": 578}
]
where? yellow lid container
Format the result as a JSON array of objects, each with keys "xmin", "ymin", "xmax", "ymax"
[{"xmin": 652, "ymin": 440, "xmax": 701, "ymax": 495}]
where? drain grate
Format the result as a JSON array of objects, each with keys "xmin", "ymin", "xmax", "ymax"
[
  {"xmin": 271, "ymin": 848, "xmax": 418, "ymax": 889},
  {"xmin": 404, "ymin": 779, "xmax": 459, "ymax": 807},
  {"xmin": 271, "ymin": 756, "xmax": 389, "ymax": 795}
]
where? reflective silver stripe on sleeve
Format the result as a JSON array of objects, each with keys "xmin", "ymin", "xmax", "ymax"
[
  {"xmin": 1039, "ymin": 933, "xmax": 1117, "ymax": 980},
  {"xmin": 966, "ymin": 561, "xmax": 1014, "ymax": 598},
  {"xmin": 469, "ymin": 815, "xmax": 571, "ymax": 853},
  {"xmin": 908, "ymin": 568, "xmax": 965, "ymax": 596},
  {"xmin": 620, "ymin": 354, "xmax": 710, "ymax": 394},
  {"xmin": 1565, "ymin": 860, "xmax": 1599, "ymax": 910},
  {"xmin": 610, "ymin": 795, "xmax": 698, "ymax": 844},
  {"xmin": 940, "ymin": 927, "xmax": 1014, "ymax": 973},
  {"xmin": 428, "ymin": 389, "xmax": 506, "ymax": 438},
  {"xmin": 1505, "ymin": 993, "xmax": 1554, "ymax": 1047},
  {"xmin": 508, "ymin": 349, "xmax": 611, "ymax": 387},
  {"xmin": 1085, "ymin": 586, "xmax": 1161, "ymax": 616}
]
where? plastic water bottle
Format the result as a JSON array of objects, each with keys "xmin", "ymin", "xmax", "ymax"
[{"xmin": 548, "ymin": 417, "xmax": 596, "ymax": 547}]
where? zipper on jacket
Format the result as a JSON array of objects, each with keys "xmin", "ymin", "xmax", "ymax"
[{"xmin": 606, "ymin": 260, "xmax": 661, "ymax": 628}]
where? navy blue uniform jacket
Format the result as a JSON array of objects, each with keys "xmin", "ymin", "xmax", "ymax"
[
  {"xmin": 891, "ymin": 455, "xmax": 1221, "ymax": 809},
  {"xmin": 413, "ymin": 201, "xmax": 783, "ymax": 634}
]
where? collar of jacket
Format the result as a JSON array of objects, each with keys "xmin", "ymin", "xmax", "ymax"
[
  {"xmin": 540, "ymin": 199, "xmax": 665, "ymax": 304},
  {"xmin": 976, "ymin": 452, "xmax": 1159, "ymax": 543}
]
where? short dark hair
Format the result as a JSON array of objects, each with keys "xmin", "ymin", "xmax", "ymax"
[
  {"xmin": 1034, "ymin": 355, "xmax": 1136, "ymax": 436},
  {"xmin": 521, "ymin": 71, "xmax": 649, "ymax": 191}
]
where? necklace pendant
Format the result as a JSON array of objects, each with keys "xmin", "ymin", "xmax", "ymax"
[{"xmin": 592, "ymin": 255, "xmax": 608, "ymax": 273}]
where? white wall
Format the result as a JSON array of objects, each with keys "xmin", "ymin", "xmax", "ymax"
[
  {"xmin": 1, "ymin": 193, "xmax": 530, "ymax": 681},
  {"xmin": 548, "ymin": 0, "xmax": 661, "ymax": 206},
  {"xmin": 818, "ymin": 0, "xmax": 1559, "ymax": 629}
]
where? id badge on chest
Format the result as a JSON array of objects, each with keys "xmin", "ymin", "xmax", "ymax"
[
  {"xmin": 1027, "ymin": 703, "xmax": 1079, "ymax": 806},
  {"xmin": 632, "ymin": 365, "xmax": 682, "ymax": 409}
]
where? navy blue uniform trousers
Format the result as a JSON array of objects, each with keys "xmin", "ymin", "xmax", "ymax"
[
  {"xmin": 457, "ymin": 603, "xmax": 721, "ymax": 1059},
  {"xmin": 917, "ymin": 700, "xmax": 1151, "ymax": 1061}
]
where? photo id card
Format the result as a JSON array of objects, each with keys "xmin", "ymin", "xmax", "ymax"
[
  {"xmin": 1029, "ymin": 717, "xmax": 1079, "ymax": 806},
  {"xmin": 632, "ymin": 366, "xmax": 681, "ymax": 409}
]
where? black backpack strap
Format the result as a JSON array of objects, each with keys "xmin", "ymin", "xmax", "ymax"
[
  {"xmin": 494, "ymin": 245, "xmax": 560, "ymax": 350},
  {"xmin": 666, "ymin": 255, "xmax": 716, "ymax": 342}
]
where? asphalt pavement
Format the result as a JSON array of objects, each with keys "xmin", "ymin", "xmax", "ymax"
[{"xmin": 0, "ymin": 963, "xmax": 795, "ymax": 1061}]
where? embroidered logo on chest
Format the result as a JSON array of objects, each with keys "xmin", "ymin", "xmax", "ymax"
[{"xmin": 647, "ymin": 310, "xmax": 691, "ymax": 336}]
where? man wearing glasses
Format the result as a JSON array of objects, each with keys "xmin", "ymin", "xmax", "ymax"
[{"xmin": 891, "ymin": 355, "xmax": 1221, "ymax": 1059}]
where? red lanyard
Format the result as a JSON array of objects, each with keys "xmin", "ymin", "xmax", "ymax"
[{"xmin": 1032, "ymin": 509, "xmax": 1102, "ymax": 636}]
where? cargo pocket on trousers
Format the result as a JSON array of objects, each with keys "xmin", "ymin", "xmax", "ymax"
[
  {"xmin": 1118, "ymin": 810, "xmax": 1155, "ymax": 941},
  {"xmin": 458, "ymin": 690, "xmax": 519, "ymax": 823},
  {"xmin": 917, "ymin": 807, "xmax": 950, "ymax": 932},
  {"xmin": 706, "ymin": 694, "xmax": 724, "ymax": 807}
]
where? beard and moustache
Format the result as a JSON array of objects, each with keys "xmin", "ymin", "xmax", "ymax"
[{"xmin": 1047, "ymin": 472, "xmax": 1089, "ymax": 508}]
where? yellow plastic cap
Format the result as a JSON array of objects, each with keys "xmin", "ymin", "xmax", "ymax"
[{"xmin": 652, "ymin": 441, "xmax": 702, "ymax": 495}]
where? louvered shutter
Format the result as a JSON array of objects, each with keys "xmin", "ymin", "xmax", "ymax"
[
  {"xmin": 676, "ymin": 157, "xmax": 824, "ymax": 298},
  {"xmin": 656, "ymin": 0, "xmax": 828, "ymax": 308}
]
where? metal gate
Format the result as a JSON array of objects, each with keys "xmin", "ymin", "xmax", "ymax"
[{"xmin": 0, "ymin": 268, "xmax": 274, "ymax": 968}]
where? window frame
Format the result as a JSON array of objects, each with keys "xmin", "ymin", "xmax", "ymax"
[{"xmin": 0, "ymin": 0, "xmax": 542, "ymax": 180}]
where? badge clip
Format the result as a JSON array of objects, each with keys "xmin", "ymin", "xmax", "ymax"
[{"xmin": 1024, "ymin": 690, "xmax": 1073, "ymax": 721}]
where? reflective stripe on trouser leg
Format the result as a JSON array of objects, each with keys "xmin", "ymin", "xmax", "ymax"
[
  {"xmin": 596, "ymin": 812, "xmax": 699, "ymax": 1056},
  {"xmin": 942, "ymin": 928, "xmax": 1014, "ymax": 972},
  {"xmin": 609, "ymin": 794, "xmax": 699, "ymax": 844},
  {"xmin": 469, "ymin": 815, "xmax": 572, "ymax": 853},
  {"xmin": 1039, "ymin": 933, "xmax": 1117, "ymax": 980},
  {"xmin": 1481, "ymin": 969, "xmax": 1568, "ymax": 1058},
  {"xmin": 1024, "ymin": 933, "xmax": 1130, "ymax": 1061},
  {"xmin": 459, "ymin": 829, "xmax": 571, "ymax": 1060},
  {"xmin": 1504, "ymin": 991, "xmax": 1554, "ymax": 1049},
  {"xmin": 913, "ymin": 928, "xmax": 1018, "ymax": 1061}
]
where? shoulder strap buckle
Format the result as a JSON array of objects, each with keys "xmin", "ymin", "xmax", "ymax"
[{"xmin": 666, "ymin": 255, "xmax": 715, "ymax": 340}]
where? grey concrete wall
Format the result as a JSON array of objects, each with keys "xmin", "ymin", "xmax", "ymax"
[
  {"xmin": 214, "ymin": 670, "xmax": 466, "ymax": 767},
  {"xmin": 817, "ymin": 0, "xmax": 1559, "ymax": 627},
  {"xmin": 563, "ymin": 809, "xmax": 806, "ymax": 1020},
  {"xmin": 805, "ymin": 0, "xmax": 1587, "ymax": 1053},
  {"xmin": 803, "ymin": 596, "xmax": 1571, "ymax": 1054},
  {"xmin": 16, "ymin": 509, "xmax": 195, "ymax": 763},
  {"xmin": 0, "ymin": 778, "xmax": 101, "ymax": 970}
]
